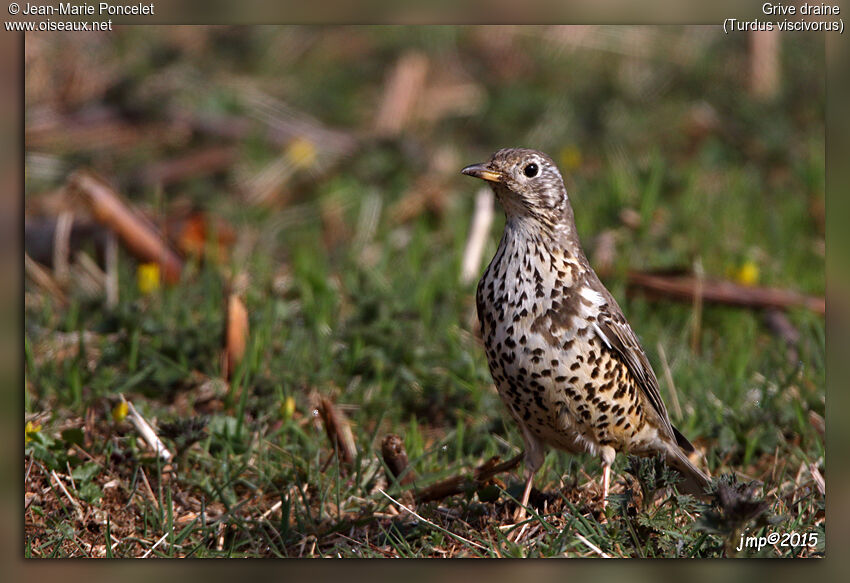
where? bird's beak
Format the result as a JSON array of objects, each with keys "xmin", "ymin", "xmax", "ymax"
[{"xmin": 461, "ymin": 163, "xmax": 503, "ymax": 183}]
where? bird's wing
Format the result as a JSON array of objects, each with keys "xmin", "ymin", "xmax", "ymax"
[{"xmin": 585, "ymin": 288, "xmax": 677, "ymax": 441}]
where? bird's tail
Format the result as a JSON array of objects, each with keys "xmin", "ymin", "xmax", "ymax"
[{"xmin": 664, "ymin": 443, "xmax": 712, "ymax": 497}]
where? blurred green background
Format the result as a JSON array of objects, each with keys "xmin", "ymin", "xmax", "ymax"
[{"xmin": 24, "ymin": 26, "xmax": 824, "ymax": 558}]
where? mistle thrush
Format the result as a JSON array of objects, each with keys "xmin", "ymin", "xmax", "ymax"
[{"xmin": 462, "ymin": 148, "xmax": 710, "ymax": 515}]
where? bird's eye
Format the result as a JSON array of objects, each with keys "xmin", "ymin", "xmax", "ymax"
[{"xmin": 523, "ymin": 163, "xmax": 539, "ymax": 178}]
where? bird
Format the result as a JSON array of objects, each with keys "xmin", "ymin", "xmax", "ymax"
[{"xmin": 462, "ymin": 148, "xmax": 710, "ymax": 517}]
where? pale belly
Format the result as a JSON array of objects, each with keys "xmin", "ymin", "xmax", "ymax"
[{"xmin": 478, "ymin": 267, "xmax": 659, "ymax": 458}]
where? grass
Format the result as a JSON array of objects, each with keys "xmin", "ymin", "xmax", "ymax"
[{"xmin": 24, "ymin": 26, "xmax": 824, "ymax": 558}]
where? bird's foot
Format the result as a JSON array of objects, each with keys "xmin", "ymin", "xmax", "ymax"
[{"xmin": 512, "ymin": 505, "xmax": 528, "ymax": 524}]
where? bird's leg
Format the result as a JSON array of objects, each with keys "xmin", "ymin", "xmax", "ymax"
[
  {"xmin": 601, "ymin": 463, "xmax": 611, "ymax": 510},
  {"xmin": 513, "ymin": 426, "xmax": 545, "ymax": 523},
  {"xmin": 515, "ymin": 469, "xmax": 535, "ymax": 522},
  {"xmin": 599, "ymin": 446, "xmax": 616, "ymax": 512}
]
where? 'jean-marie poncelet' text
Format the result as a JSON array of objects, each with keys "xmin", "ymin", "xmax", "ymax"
[{"xmin": 21, "ymin": 3, "xmax": 155, "ymax": 16}]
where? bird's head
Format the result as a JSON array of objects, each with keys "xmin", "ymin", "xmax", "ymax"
[{"xmin": 462, "ymin": 148, "xmax": 570, "ymax": 228}]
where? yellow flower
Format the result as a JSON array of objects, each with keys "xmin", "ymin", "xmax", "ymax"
[
  {"xmin": 735, "ymin": 261, "xmax": 759, "ymax": 286},
  {"xmin": 137, "ymin": 263, "xmax": 161, "ymax": 295},
  {"xmin": 286, "ymin": 137, "xmax": 318, "ymax": 170},
  {"xmin": 559, "ymin": 145, "xmax": 582, "ymax": 171},
  {"xmin": 25, "ymin": 421, "xmax": 41, "ymax": 443},
  {"xmin": 280, "ymin": 395, "xmax": 296, "ymax": 422},
  {"xmin": 112, "ymin": 401, "xmax": 128, "ymax": 423}
]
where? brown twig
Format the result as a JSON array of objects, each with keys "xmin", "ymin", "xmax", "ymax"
[
  {"xmin": 627, "ymin": 270, "xmax": 824, "ymax": 315},
  {"xmin": 414, "ymin": 453, "xmax": 523, "ymax": 504},
  {"xmin": 68, "ymin": 170, "xmax": 183, "ymax": 283},
  {"xmin": 138, "ymin": 146, "xmax": 237, "ymax": 186},
  {"xmin": 24, "ymin": 253, "xmax": 67, "ymax": 306},
  {"xmin": 314, "ymin": 395, "xmax": 357, "ymax": 467},
  {"xmin": 222, "ymin": 293, "xmax": 249, "ymax": 381},
  {"xmin": 373, "ymin": 52, "xmax": 429, "ymax": 137},
  {"xmin": 380, "ymin": 434, "xmax": 416, "ymax": 486}
]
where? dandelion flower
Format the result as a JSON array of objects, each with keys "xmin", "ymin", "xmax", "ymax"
[
  {"xmin": 286, "ymin": 137, "xmax": 317, "ymax": 170},
  {"xmin": 112, "ymin": 401, "xmax": 128, "ymax": 423},
  {"xmin": 25, "ymin": 421, "xmax": 41, "ymax": 443},
  {"xmin": 735, "ymin": 261, "xmax": 759, "ymax": 286},
  {"xmin": 280, "ymin": 395, "xmax": 296, "ymax": 422},
  {"xmin": 137, "ymin": 262, "xmax": 161, "ymax": 294}
]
